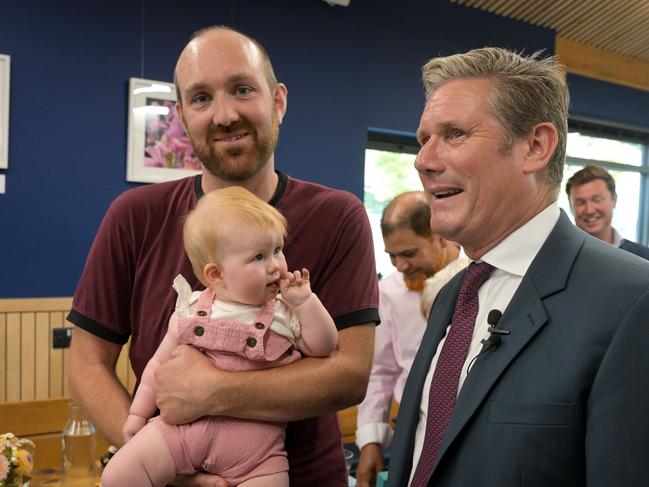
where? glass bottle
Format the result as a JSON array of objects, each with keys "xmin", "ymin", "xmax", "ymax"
[{"xmin": 61, "ymin": 401, "xmax": 96, "ymax": 486}]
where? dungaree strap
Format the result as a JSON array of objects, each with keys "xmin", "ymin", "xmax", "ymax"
[
  {"xmin": 253, "ymin": 299, "xmax": 276, "ymax": 328},
  {"xmin": 194, "ymin": 288, "xmax": 216, "ymax": 322}
]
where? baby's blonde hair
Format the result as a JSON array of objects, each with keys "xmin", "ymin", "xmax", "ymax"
[{"xmin": 184, "ymin": 186, "xmax": 287, "ymax": 286}]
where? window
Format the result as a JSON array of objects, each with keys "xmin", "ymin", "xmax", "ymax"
[
  {"xmin": 564, "ymin": 118, "xmax": 649, "ymax": 243},
  {"xmin": 363, "ymin": 120, "xmax": 649, "ymax": 276},
  {"xmin": 364, "ymin": 130, "xmax": 421, "ymax": 278}
]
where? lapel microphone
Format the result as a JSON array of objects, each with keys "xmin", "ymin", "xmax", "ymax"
[
  {"xmin": 479, "ymin": 309, "xmax": 509, "ymax": 353},
  {"xmin": 468, "ymin": 310, "xmax": 510, "ymax": 374}
]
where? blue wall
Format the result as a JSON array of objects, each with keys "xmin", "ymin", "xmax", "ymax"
[
  {"xmin": 0, "ymin": 0, "xmax": 647, "ymax": 298},
  {"xmin": 568, "ymin": 74, "xmax": 649, "ymax": 128}
]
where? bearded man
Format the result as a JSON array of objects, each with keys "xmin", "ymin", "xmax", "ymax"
[{"xmin": 67, "ymin": 26, "xmax": 379, "ymax": 487}]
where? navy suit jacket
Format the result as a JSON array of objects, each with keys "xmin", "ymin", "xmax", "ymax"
[
  {"xmin": 620, "ymin": 238, "xmax": 649, "ymax": 260},
  {"xmin": 389, "ymin": 211, "xmax": 649, "ymax": 487}
]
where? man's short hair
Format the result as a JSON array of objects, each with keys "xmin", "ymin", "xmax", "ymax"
[
  {"xmin": 421, "ymin": 47, "xmax": 569, "ymax": 191},
  {"xmin": 183, "ymin": 186, "xmax": 287, "ymax": 286},
  {"xmin": 174, "ymin": 25, "xmax": 278, "ymax": 104},
  {"xmin": 565, "ymin": 164, "xmax": 617, "ymax": 198},
  {"xmin": 380, "ymin": 192, "xmax": 432, "ymax": 239}
]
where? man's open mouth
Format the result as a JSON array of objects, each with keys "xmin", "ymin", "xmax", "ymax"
[{"xmin": 433, "ymin": 188, "xmax": 463, "ymax": 199}]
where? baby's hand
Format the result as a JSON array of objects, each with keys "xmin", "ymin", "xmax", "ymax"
[
  {"xmin": 279, "ymin": 268, "xmax": 312, "ymax": 307},
  {"xmin": 122, "ymin": 414, "xmax": 147, "ymax": 444}
]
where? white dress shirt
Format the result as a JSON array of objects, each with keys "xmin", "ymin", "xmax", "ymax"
[
  {"xmin": 355, "ymin": 271, "xmax": 427, "ymax": 449},
  {"xmin": 409, "ymin": 204, "xmax": 560, "ymax": 483}
]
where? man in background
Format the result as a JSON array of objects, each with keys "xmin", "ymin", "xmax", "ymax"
[
  {"xmin": 67, "ymin": 26, "xmax": 379, "ymax": 487},
  {"xmin": 355, "ymin": 191, "xmax": 463, "ymax": 487},
  {"xmin": 566, "ymin": 164, "xmax": 649, "ymax": 259},
  {"xmin": 389, "ymin": 47, "xmax": 649, "ymax": 486}
]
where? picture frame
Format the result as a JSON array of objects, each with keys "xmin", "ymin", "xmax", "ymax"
[
  {"xmin": 0, "ymin": 54, "xmax": 10, "ymax": 170},
  {"xmin": 126, "ymin": 77, "xmax": 201, "ymax": 183}
]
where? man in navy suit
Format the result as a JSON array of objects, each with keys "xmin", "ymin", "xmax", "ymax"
[
  {"xmin": 388, "ymin": 47, "xmax": 649, "ymax": 486},
  {"xmin": 566, "ymin": 164, "xmax": 649, "ymax": 260}
]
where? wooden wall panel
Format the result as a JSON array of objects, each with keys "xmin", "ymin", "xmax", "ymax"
[
  {"xmin": 0, "ymin": 298, "xmax": 139, "ymax": 469},
  {"xmin": 0, "ymin": 313, "xmax": 5, "ymax": 402},
  {"xmin": 62, "ymin": 320, "xmax": 73, "ymax": 398},
  {"xmin": 6, "ymin": 313, "xmax": 20, "ymax": 401},
  {"xmin": 0, "ymin": 297, "xmax": 135, "ymax": 402},
  {"xmin": 36, "ymin": 312, "xmax": 50, "ymax": 399},
  {"xmin": 49, "ymin": 311, "xmax": 64, "ymax": 398},
  {"xmin": 115, "ymin": 345, "xmax": 136, "ymax": 394},
  {"xmin": 21, "ymin": 312, "xmax": 35, "ymax": 401}
]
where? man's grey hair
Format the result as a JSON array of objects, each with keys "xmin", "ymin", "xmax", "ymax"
[{"xmin": 422, "ymin": 47, "xmax": 569, "ymax": 190}]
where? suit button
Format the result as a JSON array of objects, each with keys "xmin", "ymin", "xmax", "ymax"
[
  {"xmin": 246, "ymin": 337, "xmax": 257, "ymax": 347},
  {"xmin": 194, "ymin": 326, "xmax": 205, "ymax": 336},
  {"xmin": 254, "ymin": 322, "xmax": 265, "ymax": 330},
  {"xmin": 196, "ymin": 310, "xmax": 208, "ymax": 317}
]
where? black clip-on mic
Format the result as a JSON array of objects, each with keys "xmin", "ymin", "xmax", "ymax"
[
  {"xmin": 480, "ymin": 309, "xmax": 509, "ymax": 352},
  {"xmin": 467, "ymin": 310, "xmax": 509, "ymax": 374}
]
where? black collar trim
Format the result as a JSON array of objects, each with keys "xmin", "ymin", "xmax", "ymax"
[{"xmin": 194, "ymin": 170, "xmax": 287, "ymax": 207}]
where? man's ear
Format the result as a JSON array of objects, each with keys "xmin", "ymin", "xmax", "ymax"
[
  {"xmin": 273, "ymin": 83, "xmax": 288, "ymax": 124},
  {"xmin": 203, "ymin": 263, "xmax": 223, "ymax": 288},
  {"xmin": 521, "ymin": 122, "xmax": 559, "ymax": 175}
]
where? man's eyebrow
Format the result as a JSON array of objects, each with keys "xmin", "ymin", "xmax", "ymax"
[
  {"xmin": 385, "ymin": 248, "xmax": 418, "ymax": 255},
  {"xmin": 182, "ymin": 81, "xmax": 210, "ymax": 95},
  {"xmin": 417, "ymin": 120, "xmax": 461, "ymax": 140},
  {"xmin": 183, "ymin": 73, "xmax": 257, "ymax": 95},
  {"xmin": 227, "ymin": 73, "xmax": 255, "ymax": 84}
]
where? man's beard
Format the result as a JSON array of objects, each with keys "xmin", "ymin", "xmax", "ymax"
[
  {"xmin": 404, "ymin": 273, "xmax": 429, "ymax": 292},
  {"xmin": 404, "ymin": 251, "xmax": 448, "ymax": 292},
  {"xmin": 189, "ymin": 112, "xmax": 279, "ymax": 182}
]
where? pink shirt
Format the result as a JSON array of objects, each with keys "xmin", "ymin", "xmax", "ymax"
[{"xmin": 355, "ymin": 271, "xmax": 426, "ymax": 449}]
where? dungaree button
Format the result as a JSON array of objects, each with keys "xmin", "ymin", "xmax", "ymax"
[
  {"xmin": 194, "ymin": 326, "xmax": 205, "ymax": 336},
  {"xmin": 196, "ymin": 310, "xmax": 208, "ymax": 317},
  {"xmin": 246, "ymin": 337, "xmax": 257, "ymax": 347},
  {"xmin": 254, "ymin": 322, "xmax": 265, "ymax": 330}
]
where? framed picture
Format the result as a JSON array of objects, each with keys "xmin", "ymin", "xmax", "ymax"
[
  {"xmin": 126, "ymin": 77, "xmax": 201, "ymax": 183},
  {"xmin": 0, "ymin": 54, "xmax": 10, "ymax": 170}
]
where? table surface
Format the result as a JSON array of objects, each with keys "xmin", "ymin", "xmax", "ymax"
[{"xmin": 26, "ymin": 469, "xmax": 99, "ymax": 487}]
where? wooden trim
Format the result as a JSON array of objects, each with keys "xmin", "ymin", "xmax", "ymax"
[
  {"xmin": 0, "ymin": 398, "xmax": 70, "ymax": 435},
  {"xmin": 0, "ymin": 398, "xmax": 112, "ymax": 469},
  {"xmin": 556, "ymin": 35, "xmax": 649, "ymax": 93},
  {"xmin": 0, "ymin": 297, "xmax": 72, "ymax": 313}
]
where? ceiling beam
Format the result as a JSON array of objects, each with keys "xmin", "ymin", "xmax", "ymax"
[{"xmin": 556, "ymin": 35, "xmax": 649, "ymax": 93}]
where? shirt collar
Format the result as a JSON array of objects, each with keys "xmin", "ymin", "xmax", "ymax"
[
  {"xmin": 480, "ymin": 203, "xmax": 560, "ymax": 277},
  {"xmin": 611, "ymin": 227, "xmax": 623, "ymax": 247}
]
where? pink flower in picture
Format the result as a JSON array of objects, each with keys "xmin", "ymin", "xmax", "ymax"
[{"xmin": 143, "ymin": 99, "xmax": 201, "ymax": 171}]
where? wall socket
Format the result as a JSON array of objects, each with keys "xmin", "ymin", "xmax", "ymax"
[{"xmin": 52, "ymin": 328, "xmax": 73, "ymax": 348}]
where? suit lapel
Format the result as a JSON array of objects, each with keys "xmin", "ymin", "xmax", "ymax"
[{"xmin": 433, "ymin": 211, "xmax": 586, "ymax": 471}]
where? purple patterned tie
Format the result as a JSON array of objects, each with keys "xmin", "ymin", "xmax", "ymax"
[{"xmin": 411, "ymin": 261, "xmax": 494, "ymax": 486}]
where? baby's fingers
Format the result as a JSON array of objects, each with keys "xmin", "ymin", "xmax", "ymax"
[{"xmin": 291, "ymin": 270, "xmax": 302, "ymax": 283}]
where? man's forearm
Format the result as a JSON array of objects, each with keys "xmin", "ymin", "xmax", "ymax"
[
  {"xmin": 69, "ymin": 362, "xmax": 132, "ymax": 446},
  {"xmin": 156, "ymin": 324, "xmax": 375, "ymax": 425},
  {"xmin": 67, "ymin": 328, "xmax": 132, "ymax": 446},
  {"xmin": 207, "ymin": 324, "xmax": 374, "ymax": 422}
]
